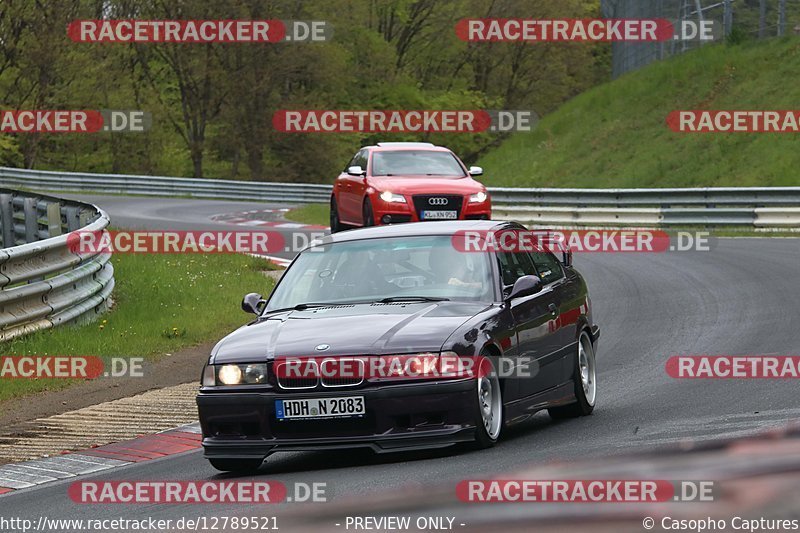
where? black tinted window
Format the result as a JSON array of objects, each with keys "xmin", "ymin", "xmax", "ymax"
[
  {"xmin": 497, "ymin": 252, "xmax": 537, "ymax": 287},
  {"xmin": 530, "ymin": 251, "xmax": 564, "ymax": 284}
]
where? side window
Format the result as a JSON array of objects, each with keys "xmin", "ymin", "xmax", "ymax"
[
  {"xmin": 497, "ymin": 252, "xmax": 537, "ymax": 287},
  {"xmin": 529, "ymin": 251, "xmax": 564, "ymax": 284},
  {"xmin": 342, "ymin": 152, "xmax": 360, "ymax": 172},
  {"xmin": 344, "ymin": 150, "xmax": 364, "ymax": 172},
  {"xmin": 356, "ymin": 150, "xmax": 368, "ymax": 172}
]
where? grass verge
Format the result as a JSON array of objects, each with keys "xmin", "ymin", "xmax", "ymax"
[
  {"xmin": 0, "ymin": 253, "xmax": 277, "ymax": 403},
  {"xmin": 477, "ymin": 38, "xmax": 800, "ymax": 188},
  {"xmin": 284, "ymin": 203, "xmax": 330, "ymax": 227}
]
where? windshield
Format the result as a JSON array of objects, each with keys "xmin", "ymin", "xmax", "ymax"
[
  {"xmin": 265, "ymin": 236, "xmax": 493, "ymax": 311},
  {"xmin": 371, "ymin": 151, "xmax": 465, "ymax": 177}
]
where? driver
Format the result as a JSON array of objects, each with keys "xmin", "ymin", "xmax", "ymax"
[{"xmin": 428, "ymin": 249, "xmax": 482, "ymax": 289}]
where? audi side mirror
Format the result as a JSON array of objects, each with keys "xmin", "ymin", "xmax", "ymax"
[
  {"xmin": 506, "ymin": 275, "xmax": 542, "ymax": 301},
  {"xmin": 242, "ymin": 292, "xmax": 266, "ymax": 314},
  {"xmin": 469, "ymin": 166, "xmax": 483, "ymax": 176},
  {"xmin": 347, "ymin": 165, "xmax": 365, "ymax": 176}
]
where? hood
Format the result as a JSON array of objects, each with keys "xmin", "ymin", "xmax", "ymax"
[
  {"xmin": 369, "ymin": 176, "xmax": 484, "ymax": 195},
  {"xmin": 211, "ymin": 301, "xmax": 489, "ymax": 363}
]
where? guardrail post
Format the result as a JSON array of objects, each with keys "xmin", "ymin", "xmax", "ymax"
[
  {"xmin": 23, "ymin": 197, "xmax": 38, "ymax": 243},
  {"xmin": 65, "ymin": 206, "xmax": 81, "ymax": 231},
  {"xmin": 79, "ymin": 209, "xmax": 92, "ymax": 228},
  {"xmin": 0, "ymin": 194, "xmax": 13, "ymax": 248},
  {"xmin": 22, "ymin": 197, "xmax": 44, "ymax": 282},
  {"xmin": 47, "ymin": 202, "xmax": 62, "ymax": 237}
]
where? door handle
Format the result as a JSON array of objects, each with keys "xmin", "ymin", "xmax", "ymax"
[{"xmin": 548, "ymin": 303, "xmax": 558, "ymax": 316}]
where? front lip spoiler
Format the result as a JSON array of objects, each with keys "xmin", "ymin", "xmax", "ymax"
[
  {"xmin": 199, "ymin": 378, "xmax": 477, "ymax": 458},
  {"xmin": 201, "ymin": 426, "xmax": 476, "ymax": 458}
]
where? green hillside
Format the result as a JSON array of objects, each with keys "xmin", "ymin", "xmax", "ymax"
[{"xmin": 477, "ymin": 38, "xmax": 800, "ymax": 188}]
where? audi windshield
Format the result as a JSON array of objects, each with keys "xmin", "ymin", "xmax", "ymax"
[{"xmin": 371, "ymin": 151, "xmax": 466, "ymax": 176}]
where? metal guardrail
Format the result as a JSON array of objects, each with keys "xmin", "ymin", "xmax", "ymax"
[
  {"xmin": 490, "ymin": 186, "xmax": 800, "ymax": 227},
  {"xmin": 0, "ymin": 167, "xmax": 332, "ymax": 204},
  {"xmin": 0, "ymin": 188, "xmax": 114, "ymax": 342},
  {"xmin": 1, "ymin": 166, "xmax": 800, "ymax": 228}
]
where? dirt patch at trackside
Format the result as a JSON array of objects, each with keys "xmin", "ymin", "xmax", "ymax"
[{"xmin": 0, "ymin": 341, "xmax": 212, "ymax": 429}]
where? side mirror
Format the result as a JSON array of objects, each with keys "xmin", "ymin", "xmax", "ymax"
[
  {"xmin": 242, "ymin": 292, "xmax": 266, "ymax": 315},
  {"xmin": 347, "ymin": 165, "xmax": 365, "ymax": 176},
  {"xmin": 506, "ymin": 275, "xmax": 542, "ymax": 301},
  {"xmin": 469, "ymin": 166, "xmax": 483, "ymax": 176}
]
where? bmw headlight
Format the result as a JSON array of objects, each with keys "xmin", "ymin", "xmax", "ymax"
[
  {"xmin": 379, "ymin": 191, "xmax": 406, "ymax": 203},
  {"xmin": 202, "ymin": 363, "xmax": 268, "ymax": 386},
  {"xmin": 469, "ymin": 191, "xmax": 488, "ymax": 203}
]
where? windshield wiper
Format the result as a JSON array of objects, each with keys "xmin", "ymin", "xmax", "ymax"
[
  {"xmin": 292, "ymin": 303, "xmax": 336, "ymax": 310},
  {"xmin": 266, "ymin": 298, "xmax": 447, "ymax": 313},
  {"xmin": 264, "ymin": 302, "xmax": 345, "ymax": 314},
  {"xmin": 376, "ymin": 296, "xmax": 450, "ymax": 303}
]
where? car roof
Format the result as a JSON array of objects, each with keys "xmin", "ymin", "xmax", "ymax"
[
  {"xmin": 367, "ymin": 142, "xmax": 452, "ymax": 152},
  {"xmin": 313, "ymin": 220, "xmax": 521, "ymax": 247}
]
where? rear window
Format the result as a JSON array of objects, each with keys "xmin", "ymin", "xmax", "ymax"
[{"xmin": 371, "ymin": 151, "xmax": 465, "ymax": 177}]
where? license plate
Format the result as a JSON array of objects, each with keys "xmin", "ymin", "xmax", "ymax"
[
  {"xmin": 275, "ymin": 397, "xmax": 365, "ymax": 420},
  {"xmin": 422, "ymin": 210, "xmax": 457, "ymax": 220}
]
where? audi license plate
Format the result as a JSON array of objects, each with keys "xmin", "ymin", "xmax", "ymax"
[
  {"xmin": 422, "ymin": 210, "xmax": 457, "ymax": 220},
  {"xmin": 275, "ymin": 397, "xmax": 365, "ymax": 420}
]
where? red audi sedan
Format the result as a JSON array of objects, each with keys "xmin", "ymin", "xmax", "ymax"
[{"xmin": 330, "ymin": 142, "xmax": 491, "ymax": 232}]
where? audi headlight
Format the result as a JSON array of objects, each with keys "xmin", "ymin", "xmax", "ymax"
[
  {"xmin": 469, "ymin": 191, "xmax": 488, "ymax": 203},
  {"xmin": 379, "ymin": 191, "xmax": 406, "ymax": 203},
  {"xmin": 202, "ymin": 363, "xmax": 268, "ymax": 386}
]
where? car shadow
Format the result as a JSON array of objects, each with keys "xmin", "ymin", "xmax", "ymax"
[
  {"xmin": 213, "ymin": 411, "xmax": 573, "ymax": 479},
  {"xmin": 213, "ymin": 445, "xmax": 460, "ymax": 479}
]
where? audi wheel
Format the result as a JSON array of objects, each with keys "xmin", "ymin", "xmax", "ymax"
[{"xmin": 362, "ymin": 199, "xmax": 375, "ymax": 227}]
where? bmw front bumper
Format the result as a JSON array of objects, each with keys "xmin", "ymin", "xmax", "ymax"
[{"xmin": 197, "ymin": 378, "xmax": 477, "ymax": 459}]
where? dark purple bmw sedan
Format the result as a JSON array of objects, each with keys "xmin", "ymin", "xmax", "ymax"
[{"xmin": 197, "ymin": 221, "xmax": 600, "ymax": 472}]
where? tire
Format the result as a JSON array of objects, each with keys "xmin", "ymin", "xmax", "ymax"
[
  {"xmin": 548, "ymin": 330, "xmax": 597, "ymax": 419},
  {"xmin": 208, "ymin": 458, "xmax": 264, "ymax": 472},
  {"xmin": 362, "ymin": 199, "xmax": 375, "ymax": 227},
  {"xmin": 330, "ymin": 197, "xmax": 342, "ymax": 233},
  {"xmin": 471, "ymin": 355, "xmax": 503, "ymax": 449}
]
